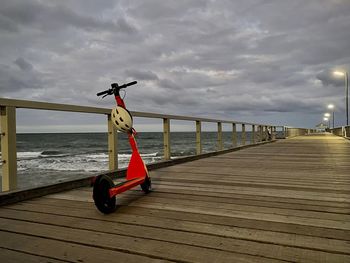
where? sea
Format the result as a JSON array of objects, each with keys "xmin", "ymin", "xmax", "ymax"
[{"xmin": 0, "ymin": 132, "xmax": 253, "ymax": 190}]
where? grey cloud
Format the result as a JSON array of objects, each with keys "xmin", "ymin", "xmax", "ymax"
[
  {"xmin": 0, "ymin": 0, "xmax": 136, "ymax": 34},
  {"xmin": 116, "ymin": 18, "xmax": 138, "ymax": 34},
  {"xmin": 14, "ymin": 57, "xmax": 33, "ymax": 71},
  {"xmin": 124, "ymin": 69, "xmax": 159, "ymax": 81},
  {"xmin": 1, "ymin": 0, "xmax": 350, "ymax": 129},
  {"xmin": 129, "ymin": 1, "xmax": 206, "ymax": 21},
  {"xmin": 0, "ymin": 63, "xmax": 43, "ymax": 93},
  {"xmin": 158, "ymin": 78, "xmax": 182, "ymax": 90},
  {"xmin": 0, "ymin": 14, "xmax": 19, "ymax": 32}
]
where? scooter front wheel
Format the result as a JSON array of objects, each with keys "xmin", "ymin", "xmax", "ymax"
[
  {"xmin": 93, "ymin": 175, "xmax": 116, "ymax": 214},
  {"xmin": 141, "ymin": 175, "xmax": 152, "ymax": 193}
]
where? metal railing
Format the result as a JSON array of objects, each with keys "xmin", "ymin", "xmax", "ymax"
[{"xmin": 0, "ymin": 97, "xmax": 293, "ymax": 191}]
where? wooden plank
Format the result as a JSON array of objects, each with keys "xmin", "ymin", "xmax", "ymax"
[
  {"xmin": 0, "ymin": 97, "xmax": 110, "ymax": 114},
  {"xmin": 46, "ymin": 187, "xmax": 350, "ymax": 213},
  {"xmin": 0, "ymin": 218, "xmax": 285, "ymax": 263},
  {"xmin": 1, "ymin": 206, "xmax": 350, "ymax": 257},
  {"xmin": 41, "ymin": 189, "xmax": 350, "ymax": 221},
  {"xmin": 150, "ymin": 171, "xmax": 350, "ymax": 190},
  {"xmin": 0, "ymin": 231, "xmax": 160, "ymax": 263},
  {"xmin": 147, "ymin": 182, "xmax": 349, "ymax": 203},
  {"xmin": 5, "ymin": 199, "xmax": 350, "ymax": 242},
  {"xmin": 0, "ymin": 247, "xmax": 66, "ymax": 263},
  {"xmin": 148, "ymin": 173, "xmax": 350, "ymax": 193}
]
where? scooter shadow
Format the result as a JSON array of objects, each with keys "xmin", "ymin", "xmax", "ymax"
[{"xmin": 113, "ymin": 188, "xmax": 154, "ymax": 211}]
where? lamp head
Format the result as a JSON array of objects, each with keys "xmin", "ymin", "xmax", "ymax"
[
  {"xmin": 324, "ymin": 113, "xmax": 331, "ymax": 117},
  {"xmin": 323, "ymin": 117, "xmax": 328, "ymax": 121},
  {"xmin": 334, "ymin": 71, "xmax": 345, "ymax": 77},
  {"xmin": 327, "ymin": 104, "xmax": 334, "ymax": 109}
]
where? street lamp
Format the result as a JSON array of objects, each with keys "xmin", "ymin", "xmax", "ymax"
[
  {"xmin": 327, "ymin": 104, "xmax": 335, "ymax": 128},
  {"xmin": 333, "ymin": 71, "xmax": 349, "ymax": 125}
]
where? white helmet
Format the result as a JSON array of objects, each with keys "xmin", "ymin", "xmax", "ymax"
[{"xmin": 111, "ymin": 106, "xmax": 133, "ymax": 133}]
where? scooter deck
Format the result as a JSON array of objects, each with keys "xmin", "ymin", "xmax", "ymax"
[{"xmin": 109, "ymin": 177, "xmax": 146, "ymax": 197}]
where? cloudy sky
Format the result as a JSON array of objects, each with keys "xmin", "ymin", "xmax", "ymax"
[{"xmin": 1, "ymin": 0, "xmax": 350, "ymax": 132}]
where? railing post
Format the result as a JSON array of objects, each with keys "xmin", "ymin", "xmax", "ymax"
[
  {"xmin": 217, "ymin": 122, "xmax": 223, "ymax": 151},
  {"xmin": 273, "ymin": 126, "xmax": 276, "ymax": 140},
  {"xmin": 0, "ymin": 106, "xmax": 17, "ymax": 191},
  {"xmin": 196, "ymin": 120, "xmax": 202, "ymax": 155},
  {"xmin": 107, "ymin": 114, "xmax": 118, "ymax": 171},
  {"xmin": 163, "ymin": 118, "xmax": 171, "ymax": 160},
  {"xmin": 260, "ymin": 125, "xmax": 263, "ymax": 141},
  {"xmin": 232, "ymin": 123, "xmax": 237, "ymax": 147},
  {"xmin": 252, "ymin": 125, "xmax": 256, "ymax": 144},
  {"xmin": 269, "ymin": 126, "xmax": 273, "ymax": 141},
  {"xmin": 241, "ymin": 124, "xmax": 246, "ymax": 145}
]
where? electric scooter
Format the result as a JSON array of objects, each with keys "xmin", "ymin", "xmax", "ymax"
[{"xmin": 93, "ymin": 81, "xmax": 151, "ymax": 214}]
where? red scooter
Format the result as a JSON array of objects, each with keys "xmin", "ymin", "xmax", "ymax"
[{"xmin": 93, "ymin": 81, "xmax": 151, "ymax": 214}]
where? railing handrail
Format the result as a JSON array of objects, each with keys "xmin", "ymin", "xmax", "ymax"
[
  {"xmin": 329, "ymin": 125, "xmax": 350, "ymax": 138},
  {"xmin": 0, "ymin": 97, "xmax": 275, "ymax": 127},
  {"xmin": 329, "ymin": 125, "xmax": 350, "ymax": 129}
]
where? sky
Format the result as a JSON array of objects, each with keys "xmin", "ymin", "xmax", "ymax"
[{"xmin": 1, "ymin": 0, "xmax": 350, "ymax": 132}]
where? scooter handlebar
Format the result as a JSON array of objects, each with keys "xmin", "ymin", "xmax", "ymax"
[{"xmin": 97, "ymin": 81, "xmax": 137, "ymax": 97}]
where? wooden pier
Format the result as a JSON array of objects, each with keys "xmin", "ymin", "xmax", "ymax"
[{"xmin": 0, "ymin": 133, "xmax": 349, "ymax": 262}]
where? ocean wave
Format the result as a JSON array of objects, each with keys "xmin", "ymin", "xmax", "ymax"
[
  {"xmin": 16, "ymin": 151, "xmax": 69, "ymax": 159},
  {"xmin": 14, "ymin": 151, "xmax": 159, "ymax": 160},
  {"xmin": 17, "ymin": 152, "xmax": 42, "ymax": 159},
  {"xmin": 40, "ymin": 150, "xmax": 69, "ymax": 158},
  {"xmin": 15, "ymin": 151, "xmax": 162, "ymax": 173},
  {"xmin": 118, "ymin": 152, "xmax": 159, "ymax": 159}
]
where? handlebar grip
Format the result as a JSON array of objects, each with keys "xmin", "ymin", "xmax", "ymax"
[
  {"xmin": 96, "ymin": 89, "xmax": 111, "ymax": 96},
  {"xmin": 118, "ymin": 81, "xmax": 137, "ymax": 89},
  {"xmin": 125, "ymin": 80, "xmax": 137, "ymax": 87}
]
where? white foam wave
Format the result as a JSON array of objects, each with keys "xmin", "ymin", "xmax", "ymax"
[
  {"xmin": 118, "ymin": 152, "xmax": 158, "ymax": 159},
  {"xmin": 17, "ymin": 152, "xmax": 42, "ymax": 159}
]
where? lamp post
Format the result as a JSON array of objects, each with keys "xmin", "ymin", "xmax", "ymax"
[
  {"xmin": 327, "ymin": 104, "xmax": 334, "ymax": 128},
  {"xmin": 334, "ymin": 71, "xmax": 349, "ymax": 125}
]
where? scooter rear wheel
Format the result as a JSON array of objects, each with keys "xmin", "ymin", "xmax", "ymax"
[
  {"xmin": 93, "ymin": 175, "xmax": 116, "ymax": 214},
  {"xmin": 141, "ymin": 176, "xmax": 152, "ymax": 193}
]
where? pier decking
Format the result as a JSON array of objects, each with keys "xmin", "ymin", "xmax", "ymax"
[{"xmin": 0, "ymin": 133, "xmax": 349, "ymax": 262}]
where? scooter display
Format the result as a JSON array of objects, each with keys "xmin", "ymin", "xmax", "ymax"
[{"xmin": 93, "ymin": 81, "xmax": 151, "ymax": 214}]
